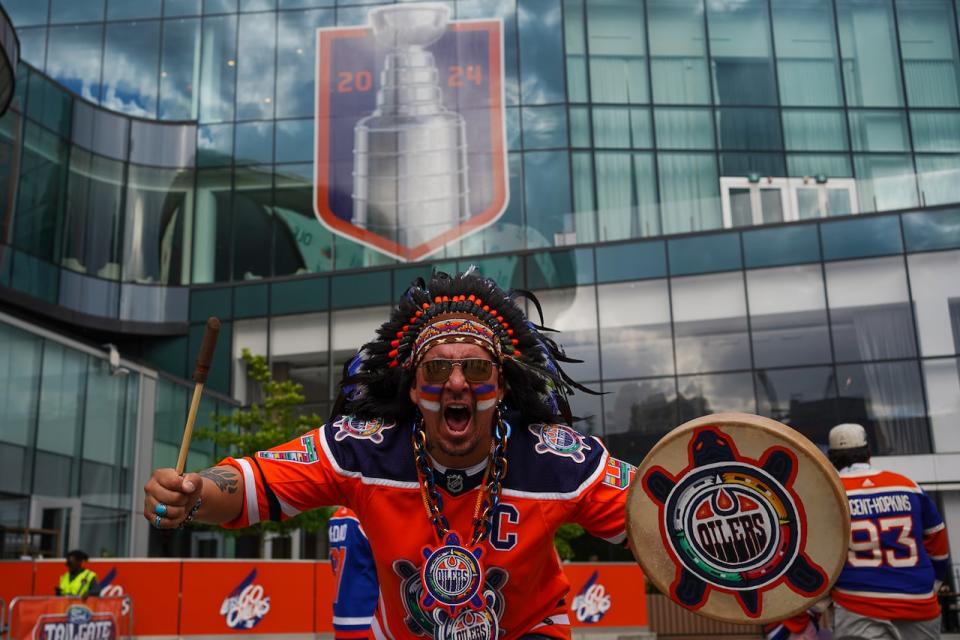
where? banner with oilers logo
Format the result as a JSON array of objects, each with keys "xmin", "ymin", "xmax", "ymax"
[
  {"xmin": 8, "ymin": 560, "xmax": 647, "ymax": 635},
  {"xmin": 314, "ymin": 3, "xmax": 509, "ymax": 262}
]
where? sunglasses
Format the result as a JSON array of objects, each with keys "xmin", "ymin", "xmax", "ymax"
[{"xmin": 421, "ymin": 358, "xmax": 498, "ymax": 384}]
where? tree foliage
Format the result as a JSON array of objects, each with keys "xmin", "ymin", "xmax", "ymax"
[
  {"xmin": 195, "ymin": 349, "xmax": 332, "ymax": 536},
  {"xmin": 554, "ymin": 523, "xmax": 585, "ymax": 560}
]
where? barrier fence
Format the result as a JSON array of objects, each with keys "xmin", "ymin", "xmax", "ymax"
[
  {"xmin": 0, "ymin": 559, "xmax": 647, "ymax": 636},
  {"xmin": 6, "ymin": 596, "xmax": 132, "ymax": 640}
]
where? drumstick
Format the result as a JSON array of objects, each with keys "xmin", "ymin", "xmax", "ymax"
[{"xmin": 175, "ymin": 317, "xmax": 221, "ymax": 475}]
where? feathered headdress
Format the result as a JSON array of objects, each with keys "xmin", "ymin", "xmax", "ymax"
[{"xmin": 331, "ymin": 269, "xmax": 592, "ymax": 426}]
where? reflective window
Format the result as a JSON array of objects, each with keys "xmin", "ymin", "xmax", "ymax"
[
  {"xmin": 677, "ymin": 372, "xmax": 756, "ymax": 421},
  {"xmin": 895, "ymin": 0, "xmax": 960, "ymax": 107},
  {"xmin": 658, "ymin": 152, "xmax": 721, "ymax": 235},
  {"xmin": 771, "ymin": 0, "xmax": 843, "ymax": 106},
  {"xmin": 787, "ymin": 153, "xmax": 853, "ymax": 179},
  {"xmin": 563, "ymin": 0, "xmax": 587, "ymax": 102},
  {"xmin": 756, "ymin": 366, "xmax": 837, "ymax": 446},
  {"xmin": 83, "ymin": 359, "xmax": 131, "ymax": 466},
  {"xmin": 592, "ymin": 107, "xmax": 650, "ymax": 149},
  {"xmin": 36, "ymin": 344, "xmax": 87, "ymax": 456},
  {"xmin": 911, "ymin": 111, "xmax": 960, "ymax": 152},
  {"xmin": 17, "ymin": 28, "xmax": 47, "ymax": 68},
  {"xmin": 522, "ymin": 105, "xmax": 568, "ymax": 149},
  {"xmin": 654, "ymin": 108, "xmax": 714, "ymax": 150},
  {"xmin": 235, "ymin": 121, "xmax": 274, "ymax": 165},
  {"xmin": 331, "ymin": 305, "xmax": 389, "ymax": 373},
  {"xmin": 848, "ymin": 110, "xmax": 910, "ymax": 151},
  {"xmin": 747, "ymin": 265, "xmax": 832, "ymax": 367},
  {"xmin": 241, "ymin": 0, "xmax": 276, "ymax": 10},
  {"xmin": 232, "ymin": 167, "xmax": 273, "ymax": 280},
  {"xmin": 123, "ymin": 165, "xmax": 194, "ymax": 284},
  {"xmin": 825, "ymin": 256, "xmax": 916, "ymax": 362},
  {"xmin": 271, "ymin": 313, "xmax": 330, "ymax": 415},
  {"xmin": 160, "ymin": 18, "xmax": 201, "ymax": 120},
  {"xmin": 274, "ymin": 164, "xmax": 334, "ymax": 276},
  {"xmin": 14, "ymin": 123, "xmax": 68, "ymax": 262},
  {"xmin": 237, "ymin": 11, "xmax": 276, "ymax": 120},
  {"xmin": 204, "ymin": 0, "xmax": 237, "ymax": 13},
  {"xmin": 836, "ymin": 361, "xmax": 929, "ymax": 455},
  {"xmin": 598, "ymin": 280, "xmax": 673, "ymax": 379},
  {"xmin": 923, "ymin": 358, "xmax": 960, "ymax": 452},
  {"xmin": 707, "ymin": 0, "xmax": 777, "ymax": 105},
  {"xmin": 518, "ymin": 0, "xmax": 565, "ymax": 105},
  {"xmin": 51, "ymin": 0, "xmax": 105, "ymax": 23},
  {"xmin": 276, "ymin": 9, "xmax": 334, "ymax": 118},
  {"xmin": 5, "ymin": 0, "xmax": 49, "ymax": 26},
  {"xmin": 198, "ymin": 123, "xmax": 234, "ymax": 167},
  {"xmin": 837, "ymin": 0, "xmax": 905, "ymax": 107},
  {"xmin": 853, "ymin": 154, "xmax": 918, "ymax": 212},
  {"xmin": 46, "ymin": 24, "xmax": 105, "ymax": 102},
  {"xmin": 102, "ymin": 21, "xmax": 161, "ymax": 117},
  {"xmin": 603, "ymin": 377, "xmax": 677, "ymax": 463},
  {"xmin": 717, "ymin": 108, "xmax": 783, "ymax": 151},
  {"xmin": 165, "ymin": 0, "xmax": 203, "ymax": 17},
  {"xmin": 0, "ymin": 323, "xmax": 42, "ymax": 447},
  {"xmin": 586, "ymin": 0, "xmax": 648, "ymax": 103},
  {"xmin": 672, "ymin": 271, "xmax": 750, "ymax": 374},
  {"xmin": 782, "ymin": 110, "xmax": 848, "ymax": 151},
  {"xmin": 595, "ymin": 152, "xmax": 658, "ymax": 240},
  {"xmin": 276, "ymin": 119, "xmax": 313, "ymax": 163},
  {"xmin": 916, "ymin": 155, "xmax": 960, "ymax": 206},
  {"xmin": 570, "ymin": 152, "xmax": 595, "ymax": 243},
  {"xmin": 199, "ymin": 15, "xmax": 237, "ymax": 123},
  {"xmin": 107, "ymin": 0, "xmax": 162, "ymax": 20},
  {"xmin": 534, "ymin": 286, "xmax": 599, "ymax": 381},
  {"xmin": 523, "ymin": 151, "xmax": 571, "ymax": 248},
  {"xmin": 648, "ymin": 0, "xmax": 710, "ymax": 105},
  {"xmin": 63, "ymin": 150, "xmax": 124, "ymax": 279},
  {"xmin": 908, "ymin": 250, "xmax": 960, "ymax": 356},
  {"xmin": 570, "ymin": 386, "xmax": 602, "ymax": 438}
]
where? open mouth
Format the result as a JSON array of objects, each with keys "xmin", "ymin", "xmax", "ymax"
[{"xmin": 443, "ymin": 403, "xmax": 473, "ymax": 434}]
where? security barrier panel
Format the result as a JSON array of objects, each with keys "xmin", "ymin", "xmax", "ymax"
[{"xmin": 3, "ymin": 560, "xmax": 647, "ymax": 636}]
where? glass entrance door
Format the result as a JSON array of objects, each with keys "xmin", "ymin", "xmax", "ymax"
[{"xmin": 30, "ymin": 497, "xmax": 81, "ymax": 557}]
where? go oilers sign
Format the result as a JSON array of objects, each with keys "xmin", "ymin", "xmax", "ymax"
[{"xmin": 314, "ymin": 3, "xmax": 508, "ymax": 262}]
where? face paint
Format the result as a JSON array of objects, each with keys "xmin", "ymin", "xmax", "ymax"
[
  {"xmin": 475, "ymin": 384, "xmax": 498, "ymax": 411},
  {"xmin": 419, "ymin": 384, "xmax": 442, "ymax": 413}
]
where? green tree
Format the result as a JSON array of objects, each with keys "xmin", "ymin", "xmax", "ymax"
[
  {"xmin": 554, "ymin": 523, "xmax": 585, "ymax": 560},
  {"xmin": 195, "ymin": 349, "xmax": 333, "ymax": 539}
]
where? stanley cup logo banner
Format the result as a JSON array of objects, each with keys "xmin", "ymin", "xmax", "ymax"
[{"xmin": 314, "ymin": 3, "xmax": 508, "ymax": 262}]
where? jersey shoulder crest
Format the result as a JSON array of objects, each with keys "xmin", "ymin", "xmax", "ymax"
[
  {"xmin": 321, "ymin": 414, "xmax": 418, "ymax": 483},
  {"xmin": 504, "ymin": 422, "xmax": 606, "ymax": 495}
]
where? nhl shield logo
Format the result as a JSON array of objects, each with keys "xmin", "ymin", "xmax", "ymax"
[{"xmin": 314, "ymin": 4, "xmax": 508, "ymax": 262}]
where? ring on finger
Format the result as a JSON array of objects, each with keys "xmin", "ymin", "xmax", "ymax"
[
  {"xmin": 154, "ymin": 503, "xmax": 168, "ymax": 517},
  {"xmin": 153, "ymin": 514, "xmax": 163, "ymax": 528}
]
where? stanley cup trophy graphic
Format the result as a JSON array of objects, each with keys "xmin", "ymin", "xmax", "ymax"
[{"xmin": 351, "ymin": 4, "xmax": 470, "ymax": 249}]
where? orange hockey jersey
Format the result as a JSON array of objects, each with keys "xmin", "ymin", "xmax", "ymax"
[{"xmin": 219, "ymin": 416, "xmax": 635, "ymax": 639}]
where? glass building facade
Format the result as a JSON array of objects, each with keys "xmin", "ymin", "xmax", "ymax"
[{"xmin": 0, "ymin": 0, "xmax": 959, "ymax": 560}]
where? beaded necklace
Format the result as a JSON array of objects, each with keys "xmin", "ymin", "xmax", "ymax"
[{"xmin": 411, "ymin": 413, "xmax": 510, "ymax": 618}]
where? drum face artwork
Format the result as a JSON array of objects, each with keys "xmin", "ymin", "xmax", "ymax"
[{"xmin": 627, "ymin": 413, "xmax": 850, "ymax": 624}]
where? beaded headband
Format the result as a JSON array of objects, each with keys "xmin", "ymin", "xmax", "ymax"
[{"xmin": 410, "ymin": 316, "xmax": 499, "ymax": 366}]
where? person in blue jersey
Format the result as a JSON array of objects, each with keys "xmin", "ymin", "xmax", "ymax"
[
  {"xmin": 828, "ymin": 423, "xmax": 950, "ymax": 640},
  {"xmin": 329, "ymin": 505, "xmax": 380, "ymax": 639}
]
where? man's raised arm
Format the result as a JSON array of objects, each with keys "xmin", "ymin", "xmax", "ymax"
[{"xmin": 143, "ymin": 466, "xmax": 244, "ymax": 528}]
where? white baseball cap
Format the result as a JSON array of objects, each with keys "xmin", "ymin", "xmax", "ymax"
[{"xmin": 828, "ymin": 423, "xmax": 868, "ymax": 451}]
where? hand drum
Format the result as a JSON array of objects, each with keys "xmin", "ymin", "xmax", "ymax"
[{"xmin": 626, "ymin": 413, "xmax": 849, "ymax": 624}]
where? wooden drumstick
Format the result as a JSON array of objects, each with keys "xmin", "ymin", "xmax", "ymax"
[{"xmin": 175, "ymin": 317, "xmax": 221, "ymax": 475}]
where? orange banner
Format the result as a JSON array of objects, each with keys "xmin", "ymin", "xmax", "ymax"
[
  {"xmin": 564, "ymin": 563, "xmax": 648, "ymax": 627},
  {"xmin": 4, "ymin": 559, "xmax": 648, "ymax": 634},
  {"xmin": 8, "ymin": 596, "xmax": 129, "ymax": 640},
  {"xmin": 180, "ymin": 561, "xmax": 316, "ymax": 635}
]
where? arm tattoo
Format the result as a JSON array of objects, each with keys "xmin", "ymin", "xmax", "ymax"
[{"xmin": 200, "ymin": 467, "xmax": 239, "ymax": 494}]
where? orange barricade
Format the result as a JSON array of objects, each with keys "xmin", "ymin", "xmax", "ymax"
[
  {"xmin": 180, "ymin": 561, "xmax": 316, "ymax": 635},
  {"xmin": 7, "ymin": 596, "xmax": 131, "ymax": 640},
  {"xmin": 564, "ymin": 563, "xmax": 648, "ymax": 627},
  {"xmin": 3, "ymin": 559, "xmax": 648, "ymax": 635}
]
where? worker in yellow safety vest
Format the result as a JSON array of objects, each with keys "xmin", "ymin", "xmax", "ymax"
[{"xmin": 56, "ymin": 549, "xmax": 100, "ymax": 598}]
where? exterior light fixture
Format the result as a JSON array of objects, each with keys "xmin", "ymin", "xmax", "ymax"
[
  {"xmin": 815, "ymin": 174, "xmax": 828, "ymax": 184},
  {"xmin": 747, "ymin": 172, "xmax": 760, "ymax": 183}
]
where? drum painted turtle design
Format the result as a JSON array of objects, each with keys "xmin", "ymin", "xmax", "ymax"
[{"xmin": 642, "ymin": 426, "xmax": 829, "ymax": 619}]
